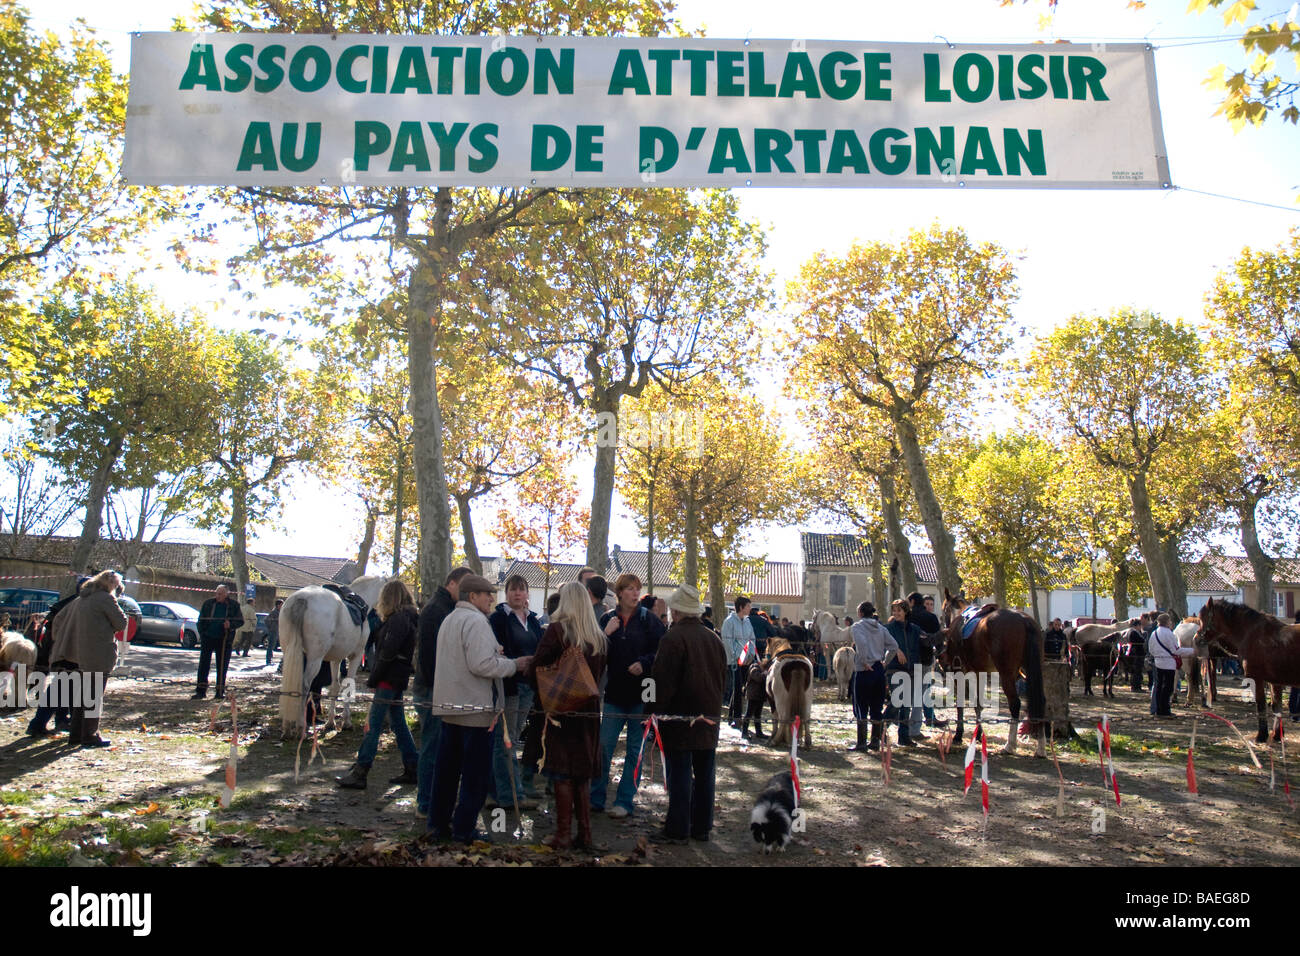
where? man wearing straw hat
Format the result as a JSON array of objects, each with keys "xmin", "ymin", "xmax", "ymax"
[{"xmin": 650, "ymin": 583, "xmax": 727, "ymax": 844}]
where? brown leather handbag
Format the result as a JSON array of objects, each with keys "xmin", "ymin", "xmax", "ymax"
[{"xmin": 535, "ymin": 641, "xmax": 598, "ymax": 713}]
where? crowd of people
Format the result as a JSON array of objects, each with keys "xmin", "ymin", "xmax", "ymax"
[{"xmin": 334, "ymin": 566, "xmax": 744, "ymax": 848}]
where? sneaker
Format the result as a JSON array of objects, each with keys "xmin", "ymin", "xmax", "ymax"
[{"xmin": 607, "ymin": 806, "xmax": 630, "ymax": 819}]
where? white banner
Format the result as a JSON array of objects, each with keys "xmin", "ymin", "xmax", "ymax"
[{"xmin": 124, "ymin": 34, "xmax": 1171, "ymax": 189}]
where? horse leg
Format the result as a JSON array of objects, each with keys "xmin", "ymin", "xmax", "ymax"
[
  {"xmin": 1208, "ymin": 665, "xmax": 1217, "ymax": 706},
  {"xmin": 953, "ymin": 705, "xmax": 964, "ymax": 747},
  {"xmin": 1255, "ymin": 677, "xmax": 1270, "ymax": 744},
  {"xmin": 1273, "ymin": 683, "xmax": 1285, "ymax": 742},
  {"xmin": 1002, "ymin": 687, "xmax": 1020, "ymax": 756},
  {"xmin": 325, "ymin": 659, "xmax": 343, "ymax": 731}
]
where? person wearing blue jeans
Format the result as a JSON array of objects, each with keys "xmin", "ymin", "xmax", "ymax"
[
  {"xmin": 429, "ymin": 722, "xmax": 493, "ymax": 842},
  {"xmin": 426, "ymin": 574, "xmax": 531, "ymax": 843},
  {"xmin": 488, "ymin": 578, "xmax": 544, "ymax": 807},
  {"xmin": 411, "ymin": 683, "xmax": 441, "ymax": 815},
  {"xmin": 354, "ymin": 686, "xmax": 419, "ymax": 769},
  {"xmin": 591, "ymin": 572, "xmax": 664, "ymax": 818},
  {"xmin": 593, "ymin": 699, "xmax": 650, "ymax": 815},
  {"xmin": 336, "ymin": 581, "xmax": 421, "ymax": 789}
]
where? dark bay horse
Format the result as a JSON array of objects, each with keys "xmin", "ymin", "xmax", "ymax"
[
  {"xmin": 938, "ymin": 590, "xmax": 1047, "ymax": 758},
  {"xmin": 1198, "ymin": 598, "xmax": 1300, "ymax": 743}
]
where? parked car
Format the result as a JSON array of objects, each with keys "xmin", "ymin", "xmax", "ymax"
[
  {"xmin": 117, "ymin": 594, "xmax": 143, "ymax": 642},
  {"xmin": 254, "ymin": 612, "xmax": 269, "ymax": 648},
  {"xmin": 0, "ymin": 587, "xmax": 60, "ymax": 630},
  {"xmin": 135, "ymin": 601, "xmax": 202, "ymax": 648}
]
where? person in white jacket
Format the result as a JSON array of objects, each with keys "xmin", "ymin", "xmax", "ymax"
[
  {"xmin": 1149, "ymin": 613, "xmax": 1194, "ymax": 718},
  {"xmin": 428, "ymin": 575, "xmax": 532, "ymax": 842}
]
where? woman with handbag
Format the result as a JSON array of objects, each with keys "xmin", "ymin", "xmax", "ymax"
[
  {"xmin": 527, "ymin": 581, "xmax": 607, "ymax": 851},
  {"xmin": 337, "ymin": 579, "xmax": 420, "ymax": 789}
]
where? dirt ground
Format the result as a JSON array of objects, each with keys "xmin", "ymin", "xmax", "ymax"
[{"xmin": 1, "ymin": 666, "xmax": 1297, "ymax": 867}]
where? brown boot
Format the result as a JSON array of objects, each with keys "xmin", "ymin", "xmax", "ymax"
[
  {"xmin": 545, "ymin": 780, "xmax": 574, "ymax": 851},
  {"xmin": 574, "ymin": 778, "xmax": 595, "ymax": 851}
]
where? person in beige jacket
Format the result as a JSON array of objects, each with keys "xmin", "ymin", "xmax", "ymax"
[
  {"xmin": 66, "ymin": 570, "xmax": 128, "ymax": 748},
  {"xmin": 428, "ymin": 575, "xmax": 532, "ymax": 843}
]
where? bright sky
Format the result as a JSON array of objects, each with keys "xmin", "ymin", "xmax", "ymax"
[{"xmin": 26, "ymin": 0, "xmax": 1300, "ymax": 569}]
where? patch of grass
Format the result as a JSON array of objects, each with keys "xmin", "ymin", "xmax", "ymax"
[
  {"xmin": 0, "ymin": 814, "xmax": 90, "ymax": 867},
  {"xmin": 105, "ymin": 819, "xmax": 174, "ymax": 850},
  {"xmin": 0, "ymin": 790, "xmax": 34, "ymax": 806}
]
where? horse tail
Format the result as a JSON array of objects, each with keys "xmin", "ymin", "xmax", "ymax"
[
  {"xmin": 788, "ymin": 658, "xmax": 812, "ymax": 741},
  {"xmin": 1023, "ymin": 616, "xmax": 1046, "ymax": 723},
  {"xmin": 279, "ymin": 594, "xmax": 308, "ymax": 731}
]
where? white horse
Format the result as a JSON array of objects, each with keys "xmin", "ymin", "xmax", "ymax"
[
  {"xmin": 1174, "ymin": 617, "xmax": 1212, "ymax": 706},
  {"xmin": 278, "ymin": 574, "xmax": 391, "ymax": 738},
  {"xmin": 812, "ymin": 609, "xmax": 853, "ymax": 683}
]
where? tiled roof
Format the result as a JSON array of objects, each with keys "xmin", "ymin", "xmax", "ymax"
[
  {"xmin": 1183, "ymin": 560, "xmax": 1239, "ymax": 593},
  {"xmin": 253, "ymin": 553, "xmax": 358, "ymax": 585},
  {"xmin": 1203, "ymin": 554, "xmax": 1300, "ymax": 588},
  {"xmin": 0, "ymin": 533, "xmax": 356, "ymax": 589},
  {"xmin": 800, "ymin": 532, "xmax": 874, "ymax": 568},
  {"xmin": 800, "ymin": 532, "xmax": 938, "ymax": 585}
]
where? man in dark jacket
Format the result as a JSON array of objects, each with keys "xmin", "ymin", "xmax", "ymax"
[
  {"xmin": 651, "ymin": 583, "xmax": 727, "ymax": 844},
  {"xmin": 412, "ymin": 566, "xmax": 472, "ymax": 817},
  {"xmin": 264, "ymin": 598, "xmax": 283, "ymax": 666},
  {"xmin": 192, "ymin": 584, "xmax": 244, "ymax": 700},
  {"xmin": 885, "ymin": 599, "xmax": 924, "ymax": 746},
  {"xmin": 592, "ymin": 572, "xmax": 664, "ymax": 819},
  {"xmin": 24, "ymin": 578, "xmax": 88, "ymax": 737},
  {"xmin": 488, "ymin": 574, "xmax": 544, "ymax": 807},
  {"xmin": 908, "ymin": 591, "xmax": 947, "ymax": 729}
]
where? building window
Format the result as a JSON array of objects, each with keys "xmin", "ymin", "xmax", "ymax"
[{"xmin": 830, "ymin": 575, "xmax": 846, "ymax": 606}]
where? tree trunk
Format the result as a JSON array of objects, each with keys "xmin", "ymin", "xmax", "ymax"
[
  {"xmin": 893, "ymin": 416, "xmax": 961, "ymax": 596},
  {"xmin": 1112, "ymin": 562, "xmax": 1130, "ymax": 622},
  {"xmin": 683, "ymin": 477, "xmax": 699, "ymax": 587},
  {"xmin": 456, "ymin": 493, "xmax": 482, "ymax": 575},
  {"xmin": 645, "ymin": 472, "xmax": 656, "ymax": 595},
  {"xmin": 229, "ymin": 481, "xmax": 251, "ymax": 604},
  {"xmin": 991, "ymin": 561, "xmax": 1007, "ymax": 608},
  {"xmin": 407, "ymin": 225, "xmax": 455, "ymax": 599},
  {"xmin": 356, "ymin": 506, "xmax": 377, "ymax": 576},
  {"xmin": 1159, "ymin": 535, "xmax": 1188, "ymax": 619},
  {"xmin": 869, "ymin": 529, "xmax": 887, "ymax": 609},
  {"xmin": 1240, "ymin": 495, "xmax": 1275, "ymax": 613},
  {"xmin": 392, "ymin": 453, "xmax": 404, "ymax": 576},
  {"xmin": 69, "ymin": 436, "xmax": 123, "ymax": 573},
  {"xmin": 880, "ymin": 471, "xmax": 917, "ymax": 597},
  {"xmin": 705, "ymin": 539, "xmax": 725, "ymax": 633},
  {"xmin": 1126, "ymin": 469, "xmax": 1172, "ymax": 612},
  {"xmin": 586, "ymin": 404, "xmax": 617, "ymax": 574},
  {"xmin": 1025, "ymin": 563, "xmax": 1041, "ymax": 625}
]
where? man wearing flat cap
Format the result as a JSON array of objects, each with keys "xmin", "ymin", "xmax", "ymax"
[
  {"xmin": 649, "ymin": 584, "xmax": 727, "ymax": 844},
  {"xmin": 428, "ymin": 574, "xmax": 533, "ymax": 843}
]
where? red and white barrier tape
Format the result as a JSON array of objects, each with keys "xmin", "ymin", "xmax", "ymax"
[
  {"xmin": 1097, "ymin": 713, "xmax": 1120, "ymax": 806},
  {"xmin": 962, "ymin": 723, "xmax": 989, "ymax": 819},
  {"xmin": 737, "ymin": 641, "xmax": 752, "ymax": 667}
]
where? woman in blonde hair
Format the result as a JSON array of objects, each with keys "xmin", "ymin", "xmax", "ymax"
[
  {"xmin": 337, "ymin": 579, "xmax": 420, "ymax": 789},
  {"xmin": 526, "ymin": 581, "xmax": 607, "ymax": 851}
]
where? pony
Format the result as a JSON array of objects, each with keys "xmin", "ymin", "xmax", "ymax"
[
  {"xmin": 0, "ymin": 631, "xmax": 37, "ymax": 669},
  {"xmin": 937, "ymin": 590, "xmax": 1046, "ymax": 758},
  {"xmin": 278, "ymin": 574, "xmax": 391, "ymax": 738},
  {"xmin": 764, "ymin": 641, "xmax": 813, "ymax": 750},
  {"xmin": 833, "ymin": 646, "xmax": 855, "ymax": 701},
  {"xmin": 1197, "ymin": 597, "xmax": 1300, "ymax": 742},
  {"xmin": 1174, "ymin": 617, "xmax": 1213, "ymax": 707},
  {"xmin": 1069, "ymin": 621, "xmax": 1134, "ymax": 698},
  {"xmin": 812, "ymin": 609, "xmax": 853, "ymax": 687}
]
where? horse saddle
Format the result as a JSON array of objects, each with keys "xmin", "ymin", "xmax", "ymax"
[
  {"xmin": 321, "ymin": 583, "xmax": 368, "ymax": 626},
  {"xmin": 960, "ymin": 604, "xmax": 997, "ymax": 641}
]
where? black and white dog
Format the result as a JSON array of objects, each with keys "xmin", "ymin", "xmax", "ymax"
[{"xmin": 750, "ymin": 771, "xmax": 797, "ymax": 853}]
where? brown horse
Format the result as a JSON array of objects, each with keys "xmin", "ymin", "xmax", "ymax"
[
  {"xmin": 938, "ymin": 590, "xmax": 1047, "ymax": 758},
  {"xmin": 1197, "ymin": 598, "xmax": 1300, "ymax": 742}
]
